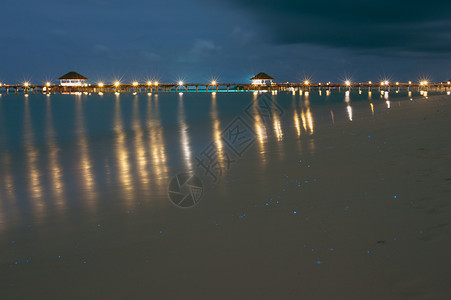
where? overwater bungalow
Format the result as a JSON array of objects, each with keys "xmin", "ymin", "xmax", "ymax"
[
  {"xmin": 251, "ymin": 72, "xmax": 274, "ymax": 85},
  {"xmin": 58, "ymin": 71, "xmax": 88, "ymax": 87}
]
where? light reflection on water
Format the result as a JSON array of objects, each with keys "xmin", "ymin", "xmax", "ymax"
[
  {"xmin": 0, "ymin": 90, "xmax": 447, "ymax": 230},
  {"xmin": 23, "ymin": 99, "xmax": 45, "ymax": 220},
  {"xmin": 46, "ymin": 97, "xmax": 66, "ymax": 209},
  {"xmin": 178, "ymin": 94, "xmax": 193, "ymax": 173},
  {"xmin": 113, "ymin": 94, "xmax": 134, "ymax": 203},
  {"xmin": 75, "ymin": 96, "xmax": 97, "ymax": 210},
  {"xmin": 147, "ymin": 95, "xmax": 168, "ymax": 191}
]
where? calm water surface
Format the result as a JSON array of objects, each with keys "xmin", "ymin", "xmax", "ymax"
[{"xmin": 0, "ymin": 89, "xmax": 441, "ymax": 232}]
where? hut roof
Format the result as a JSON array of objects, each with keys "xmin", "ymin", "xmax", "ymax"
[
  {"xmin": 58, "ymin": 72, "xmax": 88, "ymax": 80},
  {"xmin": 250, "ymin": 72, "xmax": 274, "ymax": 80}
]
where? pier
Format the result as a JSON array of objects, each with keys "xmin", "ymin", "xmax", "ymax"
[{"xmin": 0, "ymin": 81, "xmax": 450, "ymax": 95}]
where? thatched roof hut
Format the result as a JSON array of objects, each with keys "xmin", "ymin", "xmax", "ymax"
[
  {"xmin": 250, "ymin": 72, "xmax": 274, "ymax": 81},
  {"xmin": 58, "ymin": 72, "xmax": 88, "ymax": 87},
  {"xmin": 58, "ymin": 71, "xmax": 88, "ymax": 80},
  {"xmin": 250, "ymin": 72, "xmax": 274, "ymax": 85}
]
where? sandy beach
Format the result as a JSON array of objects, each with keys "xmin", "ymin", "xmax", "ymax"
[{"xmin": 1, "ymin": 93, "xmax": 450, "ymax": 299}]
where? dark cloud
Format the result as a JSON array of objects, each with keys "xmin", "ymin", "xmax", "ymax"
[
  {"xmin": 1, "ymin": 0, "xmax": 450, "ymax": 82},
  {"xmin": 222, "ymin": 0, "xmax": 451, "ymax": 54}
]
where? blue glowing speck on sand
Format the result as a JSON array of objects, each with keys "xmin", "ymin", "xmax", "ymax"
[
  {"xmin": 368, "ymin": 135, "xmax": 371, "ymax": 139},
  {"xmin": 312, "ymin": 249, "xmax": 315, "ymax": 252},
  {"xmin": 367, "ymin": 250, "xmax": 370, "ymax": 254},
  {"xmin": 58, "ymin": 256, "xmax": 61, "ymax": 259},
  {"xmin": 293, "ymin": 211, "xmax": 297, "ymax": 214},
  {"xmin": 394, "ymin": 195, "xmax": 397, "ymax": 199},
  {"xmin": 316, "ymin": 261, "xmax": 323, "ymax": 265},
  {"xmin": 159, "ymin": 230, "xmax": 163, "ymax": 234},
  {"xmin": 11, "ymin": 241, "xmax": 15, "ymax": 244},
  {"xmin": 330, "ymin": 248, "xmax": 335, "ymax": 251}
]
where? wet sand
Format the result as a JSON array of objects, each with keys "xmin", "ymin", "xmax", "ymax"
[{"xmin": 1, "ymin": 94, "xmax": 451, "ymax": 299}]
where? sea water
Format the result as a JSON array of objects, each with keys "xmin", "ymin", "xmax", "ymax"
[{"xmin": 0, "ymin": 89, "xmax": 442, "ymax": 230}]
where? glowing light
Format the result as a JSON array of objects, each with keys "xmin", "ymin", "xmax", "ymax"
[
  {"xmin": 178, "ymin": 81, "xmax": 184, "ymax": 86},
  {"xmin": 408, "ymin": 81, "xmax": 412, "ymax": 84},
  {"xmin": 98, "ymin": 82, "xmax": 104, "ymax": 87},
  {"xmin": 24, "ymin": 82, "xmax": 30, "ymax": 87},
  {"xmin": 154, "ymin": 81, "xmax": 159, "ymax": 86},
  {"xmin": 447, "ymin": 81, "xmax": 450, "ymax": 85},
  {"xmin": 396, "ymin": 82, "xmax": 399, "ymax": 85},
  {"xmin": 114, "ymin": 81, "xmax": 120, "ymax": 87},
  {"xmin": 211, "ymin": 80, "xmax": 217, "ymax": 85},
  {"xmin": 147, "ymin": 81, "xmax": 152, "ymax": 86},
  {"xmin": 304, "ymin": 81, "xmax": 309, "ymax": 85},
  {"xmin": 132, "ymin": 81, "xmax": 139, "ymax": 86},
  {"xmin": 179, "ymin": 92, "xmax": 183, "ymax": 95},
  {"xmin": 368, "ymin": 81, "xmax": 372, "ymax": 84},
  {"xmin": 46, "ymin": 82, "xmax": 51, "ymax": 87},
  {"xmin": 345, "ymin": 80, "xmax": 351, "ymax": 86}
]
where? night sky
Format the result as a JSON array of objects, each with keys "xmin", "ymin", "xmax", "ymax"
[{"xmin": 1, "ymin": 0, "xmax": 450, "ymax": 84}]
